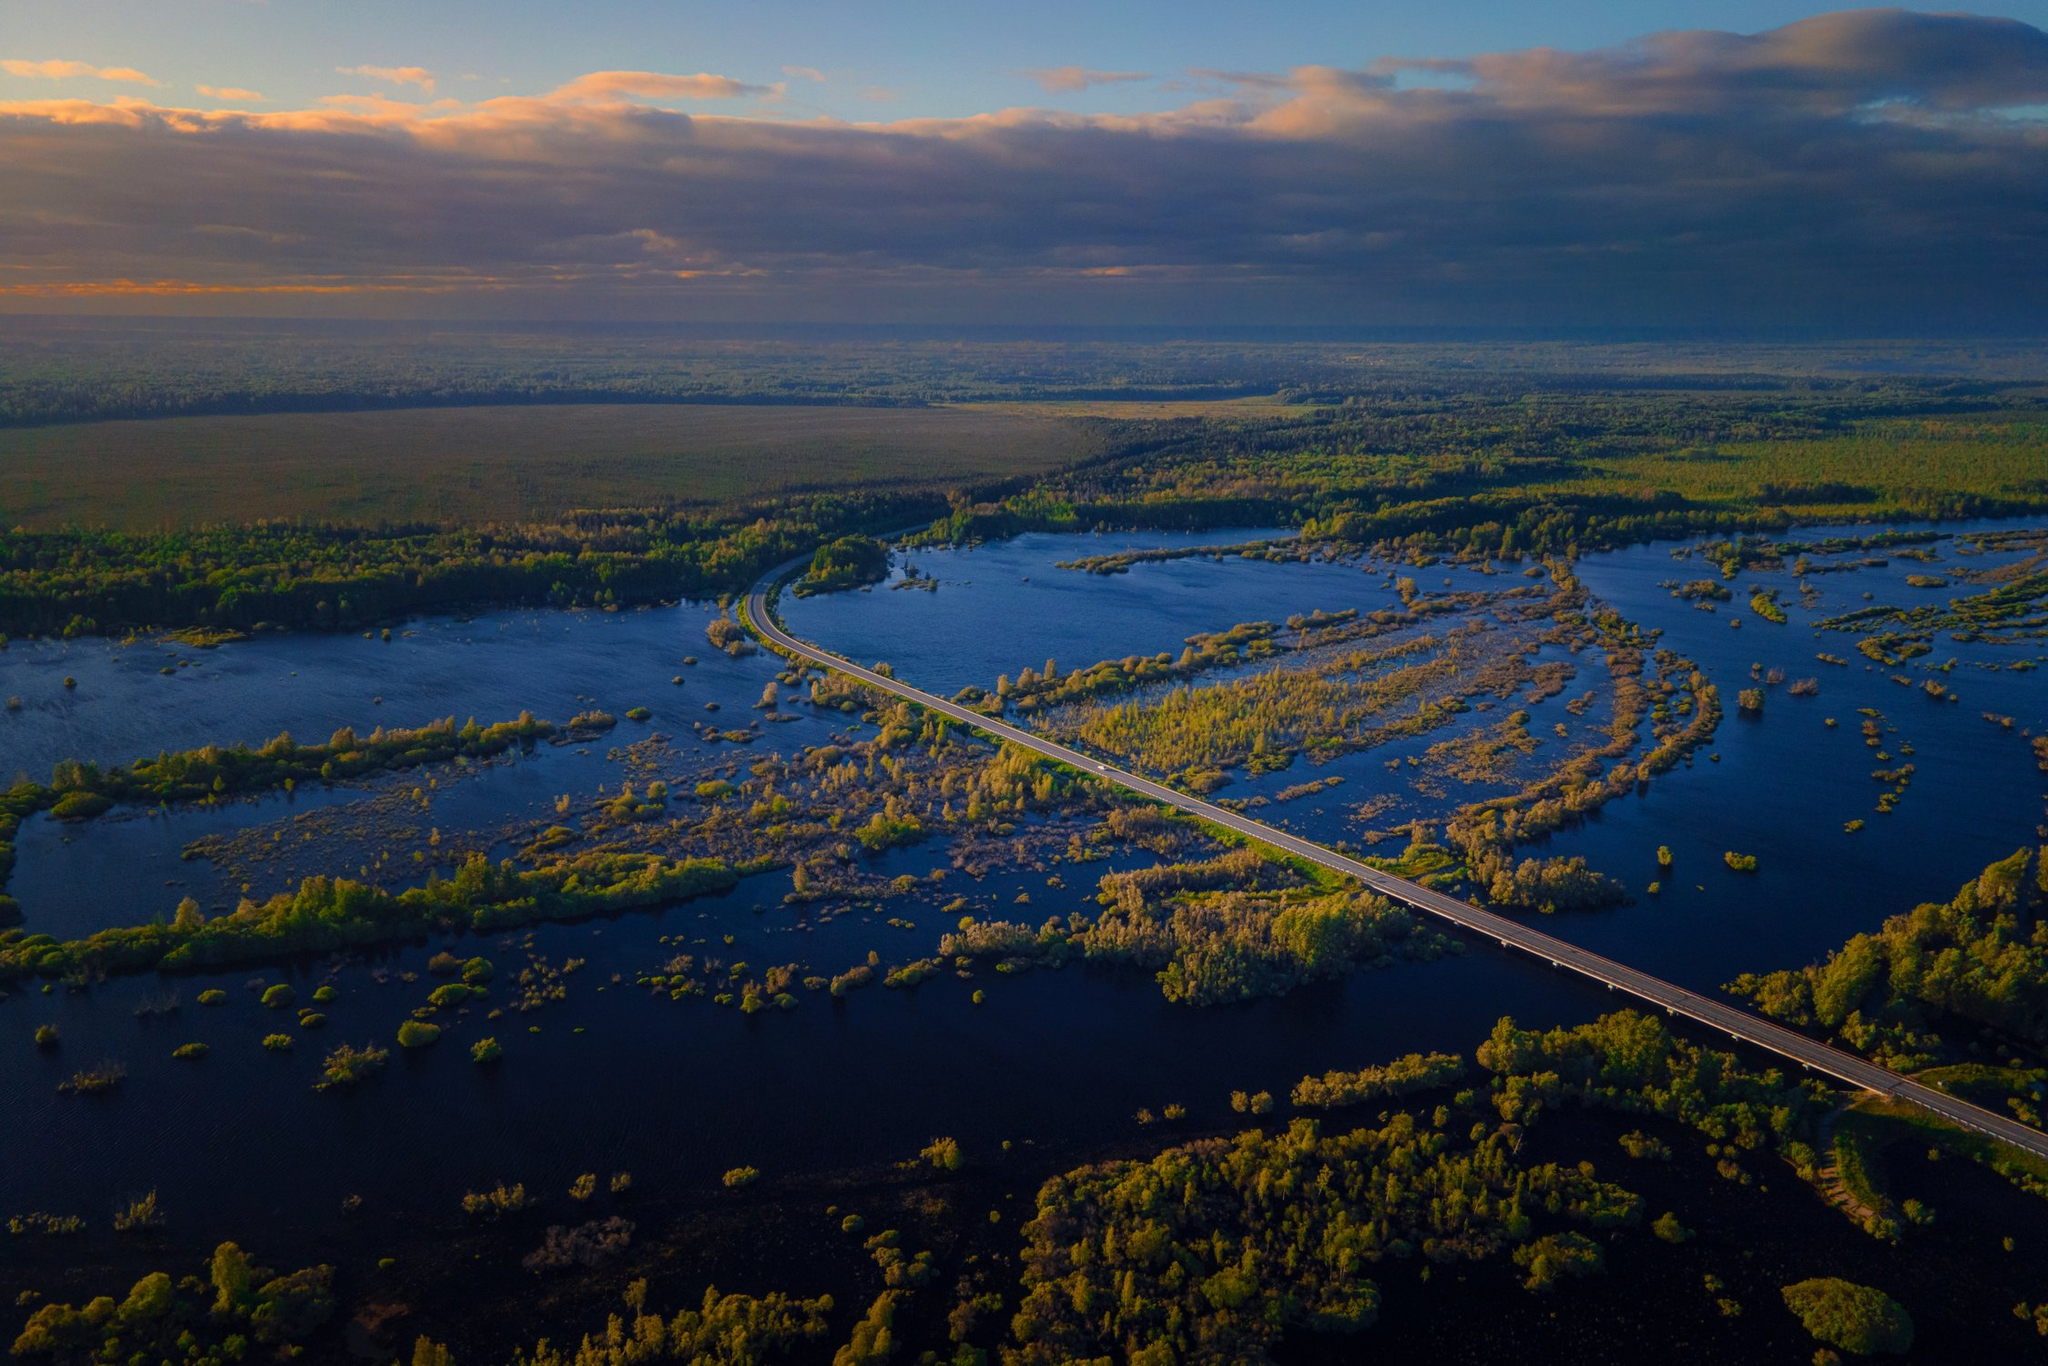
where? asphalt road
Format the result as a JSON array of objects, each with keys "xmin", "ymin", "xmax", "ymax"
[{"xmin": 746, "ymin": 566, "xmax": 2048, "ymax": 1163}]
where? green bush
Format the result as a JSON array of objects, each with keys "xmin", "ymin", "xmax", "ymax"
[
  {"xmin": 396, "ymin": 1020, "xmax": 442, "ymax": 1049},
  {"xmin": 261, "ymin": 984, "xmax": 296, "ymax": 1009},
  {"xmin": 471, "ymin": 1037, "xmax": 503, "ymax": 1064},
  {"xmin": 49, "ymin": 791, "xmax": 114, "ymax": 821},
  {"xmin": 320, "ymin": 1042, "xmax": 389, "ymax": 1088}
]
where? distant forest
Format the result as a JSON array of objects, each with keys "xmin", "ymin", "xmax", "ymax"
[{"xmin": 4, "ymin": 319, "xmax": 2048, "ymax": 426}]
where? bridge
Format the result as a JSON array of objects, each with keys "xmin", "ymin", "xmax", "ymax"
[{"xmin": 746, "ymin": 564, "xmax": 2048, "ymax": 1163}]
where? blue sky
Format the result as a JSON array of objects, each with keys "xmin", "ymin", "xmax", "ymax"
[
  {"xmin": 10, "ymin": 0, "xmax": 2045, "ymax": 120},
  {"xmin": 3, "ymin": 5, "xmax": 2046, "ymax": 327}
]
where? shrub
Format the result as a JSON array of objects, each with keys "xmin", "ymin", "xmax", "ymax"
[
  {"xmin": 197, "ymin": 989, "xmax": 228, "ymax": 1006},
  {"xmin": 1724, "ymin": 851, "xmax": 1760, "ymax": 873},
  {"xmin": 626, "ymin": 707, "xmax": 652, "ymax": 722},
  {"xmin": 570, "ymin": 1173, "xmax": 597, "ymax": 1202},
  {"xmin": 311, "ymin": 985, "xmax": 339, "ymax": 1004},
  {"xmin": 172, "ymin": 1042, "xmax": 209, "ymax": 1060},
  {"xmin": 396, "ymin": 1020, "xmax": 441, "ymax": 1049},
  {"xmin": 112, "ymin": 1191, "xmax": 165, "ymax": 1233},
  {"xmin": 33, "ymin": 1023, "xmax": 57, "ymax": 1049},
  {"xmin": 523, "ymin": 1216, "xmax": 635, "ymax": 1272},
  {"xmin": 49, "ymin": 791, "xmax": 114, "ymax": 821},
  {"xmin": 320, "ymin": 1042, "xmax": 390, "ymax": 1088},
  {"xmin": 460, "ymin": 957, "xmax": 494, "ymax": 984},
  {"xmin": 1781, "ymin": 1278, "xmax": 1914, "ymax": 1355},
  {"xmin": 722, "ymin": 1166, "xmax": 760, "ymax": 1189},
  {"xmin": 921, "ymin": 1137, "xmax": 965, "ymax": 1173},
  {"xmin": 261, "ymin": 984, "xmax": 296, "ymax": 1010},
  {"xmin": 263, "ymin": 1033, "xmax": 294, "ymax": 1051},
  {"xmin": 1291, "ymin": 1052, "xmax": 1466, "ymax": 1110},
  {"xmin": 461, "ymin": 1184, "xmax": 530, "ymax": 1218},
  {"xmin": 59, "ymin": 1060, "xmax": 126, "ymax": 1093},
  {"xmin": 470, "ymin": 1037, "xmax": 503, "ymax": 1064},
  {"xmin": 1514, "ymin": 1231, "xmax": 1603, "ymax": 1291},
  {"xmin": 1652, "ymin": 1211, "xmax": 1693, "ymax": 1243}
]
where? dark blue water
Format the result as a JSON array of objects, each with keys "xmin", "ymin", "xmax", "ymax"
[
  {"xmin": 1515, "ymin": 523, "xmax": 2048, "ymax": 991},
  {"xmin": 2, "ymin": 520, "xmax": 2043, "ymax": 1283},
  {"xmin": 0, "ymin": 601, "xmax": 751, "ymax": 783},
  {"xmin": 780, "ymin": 528, "xmax": 1510, "ymax": 696}
]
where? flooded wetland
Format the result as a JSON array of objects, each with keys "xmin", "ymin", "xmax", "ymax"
[{"xmin": 5, "ymin": 514, "xmax": 2048, "ymax": 1360}]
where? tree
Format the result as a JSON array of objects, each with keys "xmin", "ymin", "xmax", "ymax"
[
  {"xmin": 211, "ymin": 1241, "xmax": 253, "ymax": 1313},
  {"xmin": 834, "ymin": 1292, "xmax": 899, "ymax": 1366}
]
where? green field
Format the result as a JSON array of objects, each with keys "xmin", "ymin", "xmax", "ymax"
[
  {"xmin": 1538, "ymin": 414, "xmax": 2048, "ymax": 516},
  {"xmin": 0, "ymin": 403, "xmax": 1099, "ymax": 529}
]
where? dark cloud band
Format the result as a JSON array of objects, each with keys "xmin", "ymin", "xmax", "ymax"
[{"xmin": 1, "ymin": 9, "xmax": 2044, "ymax": 326}]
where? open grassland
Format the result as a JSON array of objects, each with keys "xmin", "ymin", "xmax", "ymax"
[
  {"xmin": 963, "ymin": 395, "xmax": 1293, "ymax": 420},
  {"xmin": 1532, "ymin": 413, "xmax": 2048, "ymax": 518},
  {"xmin": 0, "ymin": 403, "xmax": 1097, "ymax": 530}
]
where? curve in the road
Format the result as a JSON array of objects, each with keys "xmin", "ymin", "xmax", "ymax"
[{"xmin": 746, "ymin": 563, "xmax": 2048, "ymax": 1163}]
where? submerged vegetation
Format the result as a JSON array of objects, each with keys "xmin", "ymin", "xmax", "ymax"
[{"xmin": 0, "ymin": 852, "xmax": 739, "ymax": 984}]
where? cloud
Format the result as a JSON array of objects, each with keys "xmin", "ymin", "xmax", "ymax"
[
  {"xmin": 197, "ymin": 85, "xmax": 266, "ymax": 102},
  {"xmin": 548, "ymin": 71, "xmax": 775, "ymax": 103},
  {"xmin": 337, "ymin": 64, "xmax": 435, "ymax": 93},
  {"xmin": 782, "ymin": 66, "xmax": 826, "ymax": 84},
  {"xmin": 2, "ymin": 11, "xmax": 2047, "ymax": 328},
  {"xmin": 1187, "ymin": 68, "xmax": 1298, "ymax": 92},
  {"xmin": 2, "ymin": 59, "xmax": 158, "ymax": 86},
  {"xmin": 1022, "ymin": 66, "xmax": 1151, "ymax": 94}
]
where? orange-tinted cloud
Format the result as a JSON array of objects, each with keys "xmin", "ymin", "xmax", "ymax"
[
  {"xmin": 2, "ymin": 58, "xmax": 158, "ymax": 86},
  {"xmin": 337, "ymin": 64, "xmax": 436, "ymax": 93},
  {"xmin": 548, "ymin": 71, "xmax": 775, "ymax": 103},
  {"xmin": 197, "ymin": 85, "xmax": 266, "ymax": 102},
  {"xmin": 1022, "ymin": 67, "xmax": 1151, "ymax": 93}
]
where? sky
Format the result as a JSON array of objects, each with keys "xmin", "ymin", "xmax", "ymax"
[{"xmin": 3, "ymin": 2, "xmax": 2047, "ymax": 329}]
